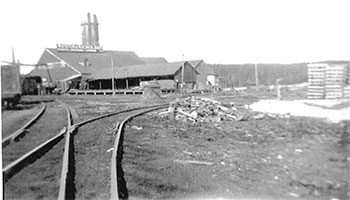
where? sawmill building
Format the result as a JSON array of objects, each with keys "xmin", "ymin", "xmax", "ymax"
[{"xmin": 27, "ymin": 13, "xmax": 218, "ymax": 94}]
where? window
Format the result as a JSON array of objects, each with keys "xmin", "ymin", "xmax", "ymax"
[{"xmin": 79, "ymin": 58, "xmax": 91, "ymax": 67}]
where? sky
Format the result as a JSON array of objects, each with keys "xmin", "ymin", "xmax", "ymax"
[{"xmin": 1, "ymin": 0, "xmax": 350, "ymax": 74}]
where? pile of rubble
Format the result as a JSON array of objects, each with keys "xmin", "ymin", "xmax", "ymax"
[
  {"xmin": 157, "ymin": 96, "xmax": 280, "ymax": 123},
  {"xmin": 157, "ymin": 96, "xmax": 286, "ymax": 123}
]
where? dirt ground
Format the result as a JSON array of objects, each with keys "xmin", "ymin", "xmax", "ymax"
[
  {"xmin": 3, "ymin": 100, "xmax": 67, "ymax": 199},
  {"xmin": 1, "ymin": 89, "xmax": 349, "ymax": 200},
  {"xmin": 123, "ymin": 113, "xmax": 349, "ymax": 200},
  {"xmin": 1, "ymin": 104, "xmax": 38, "ymax": 138}
]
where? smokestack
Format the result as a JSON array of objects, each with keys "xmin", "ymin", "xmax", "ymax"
[
  {"xmin": 81, "ymin": 21, "xmax": 87, "ymax": 45},
  {"xmin": 93, "ymin": 14, "xmax": 99, "ymax": 46},
  {"xmin": 81, "ymin": 13, "xmax": 100, "ymax": 46},
  {"xmin": 87, "ymin": 12, "xmax": 92, "ymax": 45}
]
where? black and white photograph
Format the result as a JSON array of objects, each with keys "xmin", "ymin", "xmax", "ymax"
[{"xmin": 1, "ymin": 0, "xmax": 349, "ymax": 199}]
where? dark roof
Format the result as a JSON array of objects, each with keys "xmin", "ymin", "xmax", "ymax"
[
  {"xmin": 92, "ymin": 61, "xmax": 198, "ymax": 79},
  {"xmin": 28, "ymin": 64, "xmax": 80, "ymax": 82},
  {"xmin": 37, "ymin": 50, "xmax": 61, "ymax": 64},
  {"xmin": 31, "ymin": 48, "xmax": 146, "ymax": 81},
  {"xmin": 188, "ymin": 60, "xmax": 203, "ymax": 68},
  {"xmin": 43, "ymin": 48, "xmax": 145, "ymax": 74},
  {"xmin": 141, "ymin": 57, "xmax": 168, "ymax": 64},
  {"xmin": 188, "ymin": 60, "xmax": 216, "ymax": 75}
]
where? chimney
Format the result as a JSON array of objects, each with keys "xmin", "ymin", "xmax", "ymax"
[
  {"xmin": 81, "ymin": 13, "xmax": 100, "ymax": 46},
  {"xmin": 87, "ymin": 12, "xmax": 92, "ymax": 45},
  {"xmin": 81, "ymin": 20, "xmax": 88, "ymax": 45},
  {"xmin": 93, "ymin": 14, "xmax": 99, "ymax": 46}
]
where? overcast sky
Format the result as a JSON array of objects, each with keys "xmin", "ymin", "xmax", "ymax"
[{"xmin": 1, "ymin": 0, "xmax": 349, "ymax": 74}]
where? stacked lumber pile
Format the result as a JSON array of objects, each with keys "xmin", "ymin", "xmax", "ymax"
[
  {"xmin": 307, "ymin": 63, "xmax": 350, "ymax": 99},
  {"xmin": 343, "ymin": 66, "xmax": 350, "ymax": 99},
  {"xmin": 307, "ymin": 64, "xmax": 326, "ymax": 99},
  {"xmin": 325, "ymin": 64, "xmax": 348, "ymax": 99},
  {"xmin": 344, "ymin": 85, "xmax": 350, "ymax": 99}
]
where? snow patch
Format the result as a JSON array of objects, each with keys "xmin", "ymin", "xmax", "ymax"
[{"xmin": 250, "ymin": 99, "xmax": 350, "ymax": 123}]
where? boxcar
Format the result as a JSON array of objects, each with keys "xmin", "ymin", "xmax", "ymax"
[{"xmin": 1, "ymin": 64, "xmax": 21, "ymax": 108}]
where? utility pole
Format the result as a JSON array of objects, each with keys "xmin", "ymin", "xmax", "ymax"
[
  {"xmin": 181, "ymin": 54, "xmax": 185, "ymax": 96},
  {"xmin": 12, "ymin": 47, "xmax": 15, "ymax": 63},
  {"xmin": 255, "ymin": 63, "xmax": 259, "ymax": 91},
  {"xmin": 111, "ymin": 57, "xmax": 114, "ymax": 95}
]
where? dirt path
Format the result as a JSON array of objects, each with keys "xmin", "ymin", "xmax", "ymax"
[{"xmin": 123, "ymin": 114, "xmax": 349, "ymax": 200}]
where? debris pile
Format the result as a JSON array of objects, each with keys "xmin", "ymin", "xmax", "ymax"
[{"xmin": 157, "ymin": 97, "xmax": 253, "ymax": 123}]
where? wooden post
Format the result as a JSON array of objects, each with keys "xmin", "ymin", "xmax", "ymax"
[
  {"xmin": 99, "ymin": 81, "xmax": 102, "ymax": 89},
  {"xmin": 111, "ymin": 57, "xmax": 115, "ymax": 95},
  {"xmin": 126, "ymin": 79, "xmax": 129, "ymax": 89},
  {"xmin": 276, "ymin": 78, "xmax": 282, "ymax": 100},
  {"xmin": 255, "ymin": 63, "xmax": 259, "ymax": 91},
  {"xmin": 181, "ymin": 60, "xmax": 185, "ymax": 96}
]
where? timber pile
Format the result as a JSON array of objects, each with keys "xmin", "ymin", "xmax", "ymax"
[
  {"xmin": 307, "ymin": 63, "xmax": 350, "ymax": 99},
  {"xmin": 344, "ymin": 85, "xmax": 350, "ymax": 99},
  {"xmin": 307, "ymin": 64, "xmax": 326, "ymax": 99},
  {"xmin": 325, "ymin": 64, "xmax": 348, "ymax": 99},
  {"xmin": 157, "ymin": 97, "xmax": 280, "ymax": 123}
]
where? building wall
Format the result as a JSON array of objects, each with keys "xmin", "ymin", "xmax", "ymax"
[
  {"xmin": 207, "ymin": 75, "xmax": 216, "ymax": 86},
  {"xmin": 195, "ymin": 61, "xmax": 207, "ymax": 90},
  {"xmin": 195, "ymin": 61, "xmax": 218, "ymax": 90},
  {"xmin": 174, "ymin": 62, "xmax": 197, "ymax": 84}
]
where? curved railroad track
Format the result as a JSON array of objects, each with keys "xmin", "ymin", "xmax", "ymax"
[
  {"xmin": 3, "ymin": 100, "xmax": 71, "ymax": 200},
  {"xmin": 2, "ymin": 102, "xmax": 46, "ymax": 147},
  {"xmin": 60, "ymin": 104, "xmax": 167, "ymax": 200},
  {"xmin": 3, "ymin": 100, "xmax": 167, "ymax": 200}
]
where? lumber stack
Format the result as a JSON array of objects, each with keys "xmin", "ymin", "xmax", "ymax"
[
  {"xmin": 307, "ymin": 63, "xmax": 350, "ymax": 99},
  {"xmin": 325, "ymin": 64, "xmax": 348, "ymax": 99},
  {"xmin": 307, "ymin": 64, "xmax": 326, "ymax": 99},
  {"xmin": 344, "ymin": 68, "xmax": 350, "ymax": 99},
  {"xmin": 344, "ymin": 85, "xmax": 350, "ymax": 99}
]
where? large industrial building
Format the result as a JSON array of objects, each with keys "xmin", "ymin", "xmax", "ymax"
[{"xmin": 28, "ymin": 13, "xmax": 219, "ymax": 94}]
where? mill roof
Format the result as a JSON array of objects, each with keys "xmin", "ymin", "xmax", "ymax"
[
  {"xmin": 38, "ymin": 48, "xmax": 145, "ymax": 74},
  {"xmin": 140, "ymin": 57, "xmax": 168, "ymax": 64},
  {"xmin": 91, "ymin": 61, "xmax": 198, "ymax": 79}
]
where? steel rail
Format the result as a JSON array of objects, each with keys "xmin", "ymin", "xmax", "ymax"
[
  {"xmin": 58, "ymin": 102, "xmax": 73, "ymax": 200},
  {"xmin": 2, "ymin": 102, "xmax": 46, "ymax": 147},
  {"xmin": 2, "ymin": 101, "xmax": 69, "ymax": 182},
  {"xmin": 57, "ymin": 103, "xmax": 167, "ymax": 200},
  {"xmin": 110, "ymin": 105, "xmax": 168, "ymax": 200},
  {"xmin": 74, "ymin": 103, "xmax": 168, "ymax": 127},
  {"xmin": 2, "ymin": 127, "xmax": 67, "ymax": 182},
  {"xmin": 2, "ymin": 101, "xmax": 168, "ymax": 198}
]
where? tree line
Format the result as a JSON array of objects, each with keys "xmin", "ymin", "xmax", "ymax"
[{"xmin": 209, "ymin": 63, "xmax": 308, "ymax": 88}]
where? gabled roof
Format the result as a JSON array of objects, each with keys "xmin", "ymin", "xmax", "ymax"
[
  {"xmin": 188, "ymin": 60, "xmax": 203, "ymax": 68},
  {"xmin": 188, "ymin": 60, "xmax": 216, "ymax": 75},
  {"xmin": 30, "ymin": 48, "xmax": 146, "ymax": 81},
  {"xmin": 28, "ymin": 64, "xmax": 80, "ymax": 82},
  {"xmin": 41, "ymin": 48, "xmax": 145, "ymax": 74},
  {"xmin": 37, "ymin": 50, "xmax": 61, "ymax": 64},
  {"xmin": 141, "ymin": 57, "xmax": 168, "ymax": 64},
  {"xmin": 92, "ymin": 61, "xmax": 198, "ymax": 79}
]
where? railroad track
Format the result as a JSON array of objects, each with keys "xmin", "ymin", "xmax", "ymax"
[
  {"xmin": 3, "ymin": 101, "xmax": 167, "ymax": 200},
  {"xmin": 2, "ymin": 102, "xmax": 46, "ymax": 147},
  {"xmin": 3, "ymin": 100, "xmax": 70, "ymax": 200}
]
